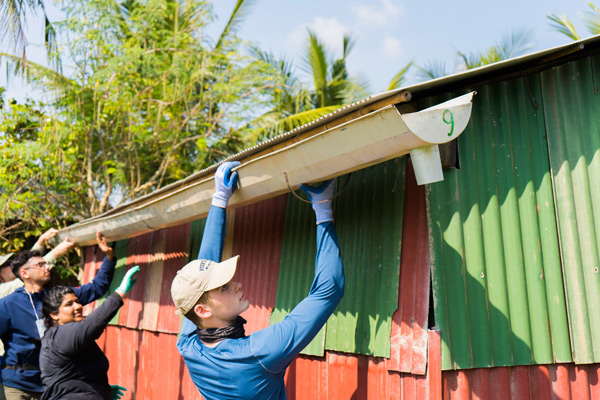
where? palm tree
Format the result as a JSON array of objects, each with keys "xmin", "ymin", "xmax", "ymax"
[
  {"xmin": 244, "ymin": 29, "xmax": 369, "ymax": 143},
  {"xmin": 456, "ymin": 29, "xmax": 534, "ymax": 70},
  {"xmin": 0, "ymin": 0, "xmax": 58, "ymax": 67},
  {"xmin": 548, "ymin": 2, "xmax": 600, "ymax": 40}
]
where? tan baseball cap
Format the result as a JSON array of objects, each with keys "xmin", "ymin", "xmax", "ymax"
[
  {"xmin": 0, "ymin": 253, "xmax": 13, "ymax": 268},
  {"xmin": 171, "ymin": 255, "xmax": 239, "ymax": 316}
]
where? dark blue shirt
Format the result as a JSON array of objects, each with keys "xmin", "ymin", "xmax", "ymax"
[{"xmin": 0, "ymin": 256, "xmax": 116, "ymax": 393}]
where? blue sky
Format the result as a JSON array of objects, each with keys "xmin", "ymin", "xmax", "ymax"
[{"xmin": 1, "ymin": 0, "xmax": 593, "ymax": 102}]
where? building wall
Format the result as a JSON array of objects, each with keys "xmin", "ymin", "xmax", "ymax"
[{"xmin": 426, "ymin": 53, "xmax": 600, "ymax": 371}]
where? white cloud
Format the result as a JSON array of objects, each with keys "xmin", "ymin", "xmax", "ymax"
[
  {"xmin": 287, "ymin": 17, "xmax": 350, "ymax": 56},
  {"xmin": 382, "ymin": 36, "xmax": 403, "ymax": 58},
  {"xmin": 352, "ymin": 0, "xmax": 402, "ymax": 26}
]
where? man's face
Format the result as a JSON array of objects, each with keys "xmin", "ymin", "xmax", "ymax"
[
  {"xmin": 0, "ymin": 266, "xmax": 16, "ymax": 283},
  {"xmin": 205, "ymin": 280, "xmax": 250, "ymax": 325},
  {"xmin": 21, "ymin": 257, "xmax": 51, "ymax": 286}
]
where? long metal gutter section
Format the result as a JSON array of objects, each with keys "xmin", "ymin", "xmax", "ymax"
[{"xmin": 57, "ymin": 92, "xmax": 474, "ymax": 246}]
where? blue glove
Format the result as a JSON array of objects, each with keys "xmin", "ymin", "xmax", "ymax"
[
  {"xmin": 299, "ymin": 179, "xmax": 336, "ymax": 224},
  {"xmin": 110, "ymin": 385, "xmax": 127, "ymax": 399},
  {"xmin": 212, "ymin": 161, "xmax": 241, "ymax": 208},
  {"xmin": 116, "ymin": 266, "xmax": 140, "ymax": 295}
]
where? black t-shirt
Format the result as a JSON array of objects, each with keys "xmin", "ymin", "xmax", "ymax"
[{"xmin": 40, "ymin": 292, "xmax": 123, "ymax": 400}]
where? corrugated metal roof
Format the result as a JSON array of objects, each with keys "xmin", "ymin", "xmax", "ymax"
[
  {"xmin": 428, "ymin": 77, "xmax": 571, "ymax": 370},
  {"xmin": 541, "ymin": 53, "xmax": 600, "ymax": 364},
  {"xmin": 63, "ymin": 35, "xmax": 600, "ymax": 234}
]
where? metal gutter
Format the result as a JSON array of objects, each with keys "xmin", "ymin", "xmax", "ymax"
[
  {"xmin": 57, "ymin": 93, "xmax": 474, "ymax": 245},
  {"xmin": 56, "ymin": 34, "xmax": 600, "ymax": 245}
]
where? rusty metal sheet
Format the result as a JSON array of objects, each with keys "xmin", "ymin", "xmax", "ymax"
[
  {"xmin": 541, "ymin": 53, "xmax": 600, "ymax": 364},
  {"xmin": 443, "ymin": 363, "xmax": 600, "ymax": 399},
  {"xmin": 135, "ymin": 330, "xmax": 183, "ymax": 399},
  {"xmin": 232, "ymin": 195, "xmax": 287, "ymax": 335},
  {"xmin": 284, "ymin": 329, "xmax": 442, "ymax": 400},
  {"xmin": 102, "ymin": 325, "xmax": 142, "ymax": 400},
  {"xmin": 387, "ymin": 159, "xmax": 430, "ymax": 375},
  {"xmin": 122, "ymin": 232, "xmax": 153, "ymax": 328},
  {"xmin": 139, "ymin": 229, "xmax": 167, "ymax": 331},
  {"xmin": 157, "ymin": 223, "xmax": 191, "ymax": 333}
]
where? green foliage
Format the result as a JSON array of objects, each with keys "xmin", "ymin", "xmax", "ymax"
[
  {"xmin": 245, "ymin": 30, "xmax": 369, "ymax": 143},
  {"xmin": 0, "ymin": 0, "xmax": 273, "ymax": 262},
  {"xmin": 548, "ymin": 2, "xmax": 600, "ymax": 40}
]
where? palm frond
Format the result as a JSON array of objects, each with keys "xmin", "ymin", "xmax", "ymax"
[
  {"xmin": 386, "ymin": 62, "xmax": 412, "ymax": 91},
  {"xmin": 496, "ymin": 28, "xmax": 535, "ymax": 59},
  {"xmin": 215, "ymin": 0, "xmax": 256, "ymax": 49},
  {"xmin": 342, "ymin": 34, "xmax": 356, "ymax": 59},
  {"xmin": 416, "ymin": 60, "xmax": 448, "ymax": 81},
  {"xmin": 244, "ymin": 105, "xmax": 341, "ymax": 144},
  {"xmin": 0, "ymin": 53, "xmax": 75, "ymax": 96},
  {"xmin": 0, "ymin": 0, "xmax": 61, "ymax": 69},
  {"xmin": 583, "ymin": 2, "xmax": 600, "ymax": 35},
  {"xmin": 305, "ymin": 29, "xmax": 329, "ymax": 108},
  {"xmin": 547, "ymin": 13, "xmax": 580, "ymax": 40}
]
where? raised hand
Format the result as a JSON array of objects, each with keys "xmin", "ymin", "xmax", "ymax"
[
  {"xmin": 96, "ymin": 232, "xmax": 115, "ymax": 261},
  {"xmin": 212, "ymin": 161, "xmax": 241, "ymax": 208}
]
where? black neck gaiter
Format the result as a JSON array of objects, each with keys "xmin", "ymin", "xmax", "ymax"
[{"xmin": 197, "ymin": 316, "xmax": 247, "ymax": 344}]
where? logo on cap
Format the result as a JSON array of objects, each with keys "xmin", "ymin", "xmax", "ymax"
[{"xmin": 197, "ymin": 260, "xmax": 214, "ymax": 272}]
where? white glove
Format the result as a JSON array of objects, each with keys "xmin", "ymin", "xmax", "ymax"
[
  {"xmin": 300, "ymin": 179, "xmax": 336, "ymax": 224},
  {"xmin": 212, "ymin": 161, "xmax": 241, "ymax": 208}
]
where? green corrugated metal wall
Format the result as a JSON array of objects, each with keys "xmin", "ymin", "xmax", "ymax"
[
  {"xmin": 427, "ymin": 77, "xmax": 571, "ymax": 370},
  {"xmin": 189, "ymin": 218, "xmax": 207, "ymax": 261},
  {"xmin": 108, "ymin": 239, "xmax": 130, "ymax": 325},
  {"xmin": 271, "ymin": 158, "xmax": 406, "ymax": 357},
  {"xmin": 541, "ymin": 53, "xmax": 600, "ymax": 364}
]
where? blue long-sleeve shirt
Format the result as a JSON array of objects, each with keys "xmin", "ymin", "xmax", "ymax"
[
  {"xmin": 177, "ymin": 206, "xmax": 344, "ymax": 400},
  {"xmin": 0, "ymin": 256, "xmax": 116, "ymax": 393}
]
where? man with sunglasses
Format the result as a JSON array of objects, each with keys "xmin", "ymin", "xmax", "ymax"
[{"xmin": 0, "ymin": 232, "xmax": 116, "ymax": 400}]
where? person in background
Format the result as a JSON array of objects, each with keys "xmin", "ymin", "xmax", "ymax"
[
  {"xmin": 171, "ymin": 162, "xmax": 345, "ymax": 399},
  {"xmin": 0, "ymin": 229, "xmax": 75, "ymax": 400},
  {"xmin": 39, "ymin": 266, "xmax": 139, "ymax": 400},
  {"xmin": 0, "ymin": 229, "xmax": 74, "ymax": 298},
  {"xmin": 0, "ymin": 232, "xmax": 116, "ymax": 400}
]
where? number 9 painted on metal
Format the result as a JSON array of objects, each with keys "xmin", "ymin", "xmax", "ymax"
[{"xmin": 443, "ymin": 109, "xmax": 454, "ymax": 137}]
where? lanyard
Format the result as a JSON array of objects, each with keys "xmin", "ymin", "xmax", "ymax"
[{"xmin": 26, "ymin": 290, "xmax": 41, "ymax": 321}]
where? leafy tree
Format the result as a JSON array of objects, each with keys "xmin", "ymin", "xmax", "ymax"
[
  {"xmin": 548, "ymin": 1, "xmax": 600, "ymax": 40},
  {"xmin": 0, "ymin": 0, "xmax": 272, "ymax": 251}
]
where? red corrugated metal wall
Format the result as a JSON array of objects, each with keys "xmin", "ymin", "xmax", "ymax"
[{"xmin": 443, "ymin": 363, "xmax": 600, "ymax": 400}]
